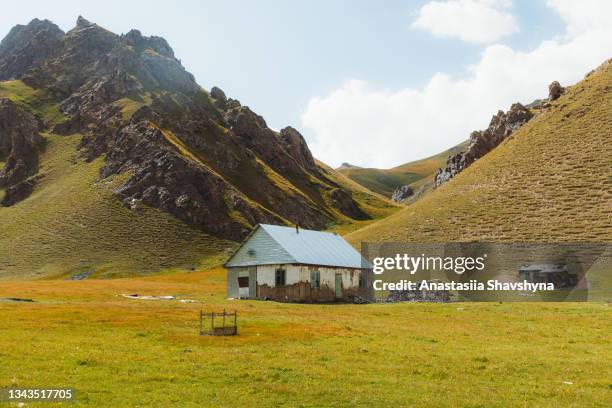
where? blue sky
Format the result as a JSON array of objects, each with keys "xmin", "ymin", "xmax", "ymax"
[{"xmin": 1, "ymin": 1, "xmax": 610, "ymax": 167}]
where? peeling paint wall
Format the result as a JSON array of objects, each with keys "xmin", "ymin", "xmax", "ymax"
[
  {"xmin": 247, "ymin": 264, "xmax": 363, "ymax": 302},
  {"xmin": 226, "ymin": 266, "xmax": 256, "ymax": 298},
  {"xmin": 228, "ymin": 263, "xmax": 366, "ymax": 302}
]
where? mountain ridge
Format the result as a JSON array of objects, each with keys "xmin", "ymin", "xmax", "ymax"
[{"xmin": 0, "ymin": 17, "xmax": 397, "ymax": 278}]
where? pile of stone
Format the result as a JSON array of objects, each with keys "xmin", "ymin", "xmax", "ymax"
[{"xmin": 387, "ymin": 286, "xmax": 452, "ymax": 303}]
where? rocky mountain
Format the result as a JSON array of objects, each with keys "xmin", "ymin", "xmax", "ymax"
[
  {"xmin": 434, "ymin": 81, "xmax": 566, "ymax": 187},
  {"xmin": 0, "ymin": 17, "xmax": 396, "ymax": 277},
  {"xmin": 348, "ymin": 59, "xmax": 612, "ymax": 245}
]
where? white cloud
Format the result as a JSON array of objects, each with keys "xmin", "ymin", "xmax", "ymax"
[
  {"xmin": 302, "ymin": 1, "xmax": 612, "ymax": 168},
  {"xmin": 546, "ymin": 0, "xmax": 612, "ymax": 34},
  {"xmin": 412, "ymin": 0, "xmax": 518, "ymax": 44}
]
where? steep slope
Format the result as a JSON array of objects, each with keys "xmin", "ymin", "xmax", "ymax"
[
  {"xmin": 0, "ymin": 17, "xmax": 397, "ymax": 278},
  {"xmin": 0, "ymin": 134, "xmax": 233, "ymax": 279},
  {"xmin": 337, "ymin": 141, "xmax": 467, "ymax": 198},
  {"xmin": 348, "ymin": 60, "xmax": 612, "ymax": 245}
]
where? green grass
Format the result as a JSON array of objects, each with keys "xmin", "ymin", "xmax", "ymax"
[
  {"xmin": 0, "ymin": 80, "xmax": 66, "ymax": 127},
  {"xmin": 0, "ymin": 134, "xmax": 233, "ymax": 279},
  {"xmin": 338, "ymin": 141, "xmax": 467, "ymax": 198},
  {"xmin": 112, "ymin": 93, "xmax": 153, "ymax": 121},
  {"xmin": 0, "ymin": 269, "xmax": 609, "ymax": 407},
  {"xmin": 316, "ymin": 161, "xmax": 400, "ymax": 234},
  {"xmin": 348, "ymin": 60, "xmax": 612, "ymax": 245}
]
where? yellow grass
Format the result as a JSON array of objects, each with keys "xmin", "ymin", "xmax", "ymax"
[
  {"xmin": 348, "ymin": 61, "xmax": 612, "ymax": 245},
  {"xmin": 0, "ymin": 268, "xmax": 609, "ymax": 407},
  {"xmin": 0, "ymin": 80, "xmax": 66, "ymax": 127}
]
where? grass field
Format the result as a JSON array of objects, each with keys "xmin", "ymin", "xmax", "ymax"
[{"xmin": 0, "ymin": 268, "xmax": 610, "ymax": 407}]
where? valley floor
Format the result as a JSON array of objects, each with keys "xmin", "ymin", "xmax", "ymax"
[{"xmin": 0, "ymin": 268, "xmax": 610, "ymax": 407}]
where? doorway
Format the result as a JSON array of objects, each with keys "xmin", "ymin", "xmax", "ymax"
[
  {"xmin": 335, "ymin": 274, "xmax": 342, "ymax": 299},
  {"xmin": 238, "ymin": 276, "xmax": 249, "ymax": 298}
]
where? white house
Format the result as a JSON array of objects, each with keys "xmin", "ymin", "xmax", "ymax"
[{"xmin": 224, "ymin": 224, "xmax": 370, "ymax": 302}]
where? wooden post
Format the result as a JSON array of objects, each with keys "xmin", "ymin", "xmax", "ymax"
[
  {"xmin": 222, "ymin": 308, "xmax": 226, "ymax": 330},
  {"xmin": 234, "ymin": 310, "xmax": 238, "ymax": 335},
  {"xmin": 199, "ymin": 310, "xmax": 203, "ymax": 335},
  {"xmin": 211, "ymin": 312, "xmax": 214, "ymax": 335}
]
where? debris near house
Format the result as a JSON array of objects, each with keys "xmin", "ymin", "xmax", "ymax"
[
  {"xmin": 199, "ymin": 309, "xmax": 237, "ymax": 336},
  {"xmin": 121, "ymin": 294, "xmax": 176, "ymax": 300},
  {"xmin": 387, "ymin": 281, "xmax": 452, "ymax": 302},
  {"xmin": 120, "ymin": 294, "xmax": 198, "ymax": 303},
  {"xmin": 1, "ymin": 297, "xmax": 35, "ymax": 302}
]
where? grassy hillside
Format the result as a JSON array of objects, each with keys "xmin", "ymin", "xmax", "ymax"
[
  {"xmin": 317, "ymin": 160, "xmax": 400, "ymax": 234},
  {"xmin": 338, "ymin": 142, "xmax": 467, "ymax": 198},
  {"xmin": 348, "ymin": 61, "xmax": 612, "ymax": 245},
  {"xmin": 0, "ymin": 80, "xmax": 66, "ymax": 126},
  {"xmin": 0, "ymin": 80, "xmax": 398, "ymax": 279},
  {"xmin": 0, "ymin": 134, "xmax": 234, "ymax": 279},
  {"xmin": 0, "ymin": 268, "xmax": 610, "ymax": 407}
]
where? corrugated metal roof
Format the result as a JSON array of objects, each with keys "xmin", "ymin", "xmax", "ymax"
[{"xmin": 225, "ymin": 224, "xmax": 369, "ymax": 269}]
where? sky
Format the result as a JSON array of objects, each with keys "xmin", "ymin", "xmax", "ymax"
[{"xmin": 1, "ymin": 0, "xmax": 611, "ymax": 168}]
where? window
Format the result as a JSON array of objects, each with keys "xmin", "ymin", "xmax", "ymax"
[
  {"xmin": 275, "ymin": 267, "xmax": 286, "ymax": 286},
  {"xmin": 359, "ymin": 272, "xmax": 366, "ymax": 289},
  {"xmin": 310, "ymin": 270, "xmax": 320, "ymax": 289}
]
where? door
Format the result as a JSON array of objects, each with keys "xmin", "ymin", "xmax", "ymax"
[
  {"xmin": 238, "ymin": 276, "xmax": 249, "ymax": 298},
  {"xmin": 335, "ymin": 274, "xmax": 342, "ymax": 299}
]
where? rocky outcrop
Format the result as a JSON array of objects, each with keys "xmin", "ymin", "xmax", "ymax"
[
  {"xmin": 548, "ymin": 81, "xmax": 564, "ymax": 100},
  {"xmin": 435, "ymin": 103, "xmax": 533, "ymax": 187},
  {"xmin": 0, "ymin": 98, "xmax": 42, "ymax": 205},
  {"xmin": 210, "ymin": 86, "xmax": 226, "ymax": 101},
  {"xmin": 0, "ymin": 18, "xmax": 64, "ymax": 80},
  {"xmin": 329, "ymin": 188, "xmax": 369, "ymax": 220},
  {"xmin": 391, "ymin": 185, "xmax": 414, "ymax": 203},
  {"xmin": 278, "ymin": 126, "xmax": 316, "ymax": 171},
  {"xmin": 100, "ymin": 121, "xmax": 280, "ymax": 240}
]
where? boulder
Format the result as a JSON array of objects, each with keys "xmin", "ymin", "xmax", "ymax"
[
  {"xmin": 278, "ymin": 127, "xmax": 316, "ymax": 171},
  {"xmin": 391, "ymin": 185, "xmax": 414, "ymax": 203},
  {"xmin": 210, "ymin": 86, "xmax": 227, "ymax": 103},
  {"xmin": 548, "ymin": 81, "xmax": 564, "ymax": 100}
]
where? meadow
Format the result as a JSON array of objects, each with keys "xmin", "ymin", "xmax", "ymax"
[{"xmin": 0, "ymin": 267, "xmax": 610, "ymax": 407}]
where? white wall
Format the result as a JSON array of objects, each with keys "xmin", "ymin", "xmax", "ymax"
[{"xmin": 256, "ymin": 264, "xmax": 361, "ymax": 288}]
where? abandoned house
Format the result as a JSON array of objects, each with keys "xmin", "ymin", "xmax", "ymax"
[{"xmin": 224, "ymin": 224, "xmax": 370, "ymax": 302}]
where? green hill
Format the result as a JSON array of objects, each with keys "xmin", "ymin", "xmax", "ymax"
[
  {"xmin": 337, "ymin": 142, "xmax": 467, "ymax": 198},
  {"xmin": 347, "ymin": 60, "xmax": 612, "ymax": 245},
  {"xmin": 0, "ymin": 133, "xmax": 235, "ymax": 279}
]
